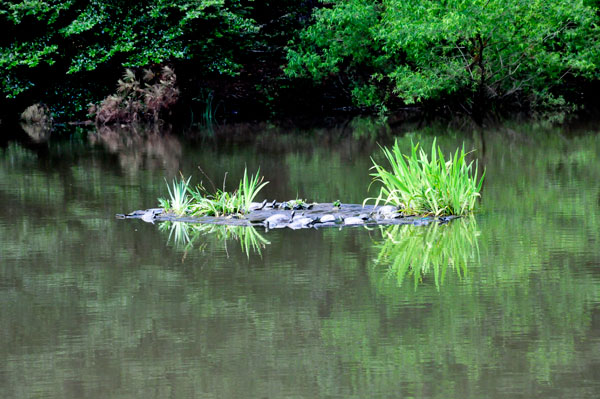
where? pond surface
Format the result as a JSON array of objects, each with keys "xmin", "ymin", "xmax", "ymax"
[{"xmin": 1, "ymin": 121, "xmax": 599, "ymax": 398}]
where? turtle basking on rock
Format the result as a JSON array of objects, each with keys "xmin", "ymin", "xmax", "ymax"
[{"xmin": 264, "ymin": 211, "xmax": 296, "ymax": 229}]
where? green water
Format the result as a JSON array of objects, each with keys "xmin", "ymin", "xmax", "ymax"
[{"xmin": 1, "ymin": 122, "xmax": 599, "ymax": 398}]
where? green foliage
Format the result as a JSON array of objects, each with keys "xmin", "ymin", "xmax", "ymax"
[
  {"xmin": 164, "ymin": 175, "xmax": 192, "ymax": 216},
  {"xmin": 0, "ymin": 0, "xmax": 258, "ymax": 108},
  {"xmin": 161, "ymin": 168, "xmax": 269, "ymax": 217},
  {"xmin": 367, "ymin": 139, "xmax": 484, "ymax": 216},
  {"xmin": 287, "ymin": 0, "xmax": 600, "ymax": 115}
]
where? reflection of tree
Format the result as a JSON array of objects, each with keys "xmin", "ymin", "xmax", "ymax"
[
  {"xmin": 88, "ymin": 125, "xmax": 182, "ymax": 174},
  {"xmin": 373, "ymin": 217, "xmax": 479, "ymax": 289},
  {"xmin": 159, "ymin": 221, "xmax": 270, "ymax": 258}
]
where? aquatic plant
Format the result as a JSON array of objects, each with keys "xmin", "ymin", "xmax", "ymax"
[
  {"xmin": 191, "ymin": 89, "xmax": 219, "ymax": 129},
  {"xmin": 281, "ymin": 198, "xmax": 312, "ymax": 210},
  {"xmin": 187, "ymin": 168, "xmax": 268, "ymax": 216},
  {"xmin": 160, "ymin": 168, "xmax": 268, "ymax": 217},
  {"xmin": 367, "ymin": 139, "xmax": 484, "ymax": 216},
  {"xmin": 374, "ymin": 217, "xmax": 480, "ymax": 290},
  {"xmin": 162, "ymin": 176, "xmax": 192, "ymax": 215}
]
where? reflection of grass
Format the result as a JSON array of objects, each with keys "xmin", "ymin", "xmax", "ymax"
[
  {"xmin": 159, "ymin": 222, "xmax": 270, "ymax": 257},
  {"xmin": 374, "ymin": 217, "xmax": 479, "ymax": 289}
]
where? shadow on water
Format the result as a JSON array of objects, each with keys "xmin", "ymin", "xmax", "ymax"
[
  {"xmin": 159, "ymin": 221, "xmax": 270, "ymax": 258},
  {"xmin": 373, "ymin": 216, "xmax": 480, "ymax": 290}
]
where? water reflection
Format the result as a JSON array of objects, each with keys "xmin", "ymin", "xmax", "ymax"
[
  {"xmin": 88, "ymin": 125, "xmax": 182, "ymax": 174},
  {"xmin": 20, "ymin": 122, "xmax": 52, "ymax": 143},
  {"xmin": 159, "ymin": 221, "xmax": 270, "ymax": 257},
  {"xmin": 2, "ymin": 121, "xmax": 600, "ymax": 398},
  {"xmin": 374, "ymin": 217, "xmax": 480, "ymax": 289}
]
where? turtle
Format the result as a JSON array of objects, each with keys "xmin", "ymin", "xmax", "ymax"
[
  {"xmin": 248, "ymin": 199, "xmax": 267, "ymax": 211},
  {"xmin": 344, "ymin": 217, "xmax": 364, "ymax": 226},
  {"xmin": 358, "ymin": 213, "xmax": 370, "ymax": 221},
  {"xmin": 264, "ymin": 210, "xmax": 295, "ymax": 229},
  {"xmin": 375, "ymin": 205, "xmax": 398, "ymax": 219},
  {"xmin": 141, "ymin": 208, "xmax": 163, "ymax": 224},
  {"xmin": 287, "ymin": 216, "xmax": 314, "ymax": 230},
  {"xmin": 318, "ymin": 214, "xmax": 337, "ymax": 223}
]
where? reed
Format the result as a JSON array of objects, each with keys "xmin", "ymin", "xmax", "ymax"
[
  {"xmin": 367, "ymin": 139, "xmax": 484, "ymax": 216},
  {"xmin": 160, "ymin": 168, "xmax": 268, "ymax": 217},
  {"xmin": 163, "ymin": 176, "xmax": 192, "ymax": 215}
]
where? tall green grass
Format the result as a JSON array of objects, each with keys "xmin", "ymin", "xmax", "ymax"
[
  {"xmin": 158, "ymin": 176, "xmax": 192, "ymax": 215},
  {"xmin": 159, "ymin": 168, "xmax": 268, "ymax": 217},
  {"xmin": 367, "ymin": 139, "xmax": 484, "ymax": 216}
]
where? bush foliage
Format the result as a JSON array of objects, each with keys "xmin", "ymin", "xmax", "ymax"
[
  {"xmin": 286, "ymin": 0, "xmax": 600, "ymax": 117},
  {"xmin": 1, "ymin": 0, "xmax": 599, "ymax": 120},
  {"xmin": 0, "ymin": 0, "xmax": 259, "ymax": 117},
  {"xmin": 92, "ymin": 66, "xmax": 179, "ymax": 124}
]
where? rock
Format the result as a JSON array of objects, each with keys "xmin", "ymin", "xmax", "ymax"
[
  {"xmin": 438, "ymin": 215, "xmax": 457, "ymax": 224},
  {"xmin": 413, "ymin": 218, "xmax": 430, "ymax": 226}
]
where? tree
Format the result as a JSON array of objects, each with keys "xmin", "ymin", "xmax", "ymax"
[
  {"xmin": 0, "ymin": 0, "xmax": 258, "ymax": 117},
  {"xmin": 286, "ymin": 0, "xmax": 600, "ymax": 120}
]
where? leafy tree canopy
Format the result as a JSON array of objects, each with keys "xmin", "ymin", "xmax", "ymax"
[
  {"xmin": 286, "ymin": 0, "xmax": 600, "ymax": 117},
  {"xmin": 0, "ymin": 0, "xmax": 258, "ymax": 103}
]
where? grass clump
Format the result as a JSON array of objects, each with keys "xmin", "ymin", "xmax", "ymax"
[
  {"xmin": 367, "ymin": 139, "xmax": 484, "ymax": 216},
  {"xmin": 160, "ymin": 176, "xmax": 192, "ymax": 215},
  {"xmin": 158, "ymin": 168, "xmax": 268, "ymax": 217}
]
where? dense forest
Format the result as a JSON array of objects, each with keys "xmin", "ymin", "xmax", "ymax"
[{"xmin": 1, "ymin": 0, "xmax": 600, "ymax": 125}]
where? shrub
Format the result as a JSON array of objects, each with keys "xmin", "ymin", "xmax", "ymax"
[
  {"xmin": 20, "ymin": 103, "xmax": 53, "ymax": 125},
  {"xmin": 92, "ymin": 66, "xmax": 179, "ymax": 125}
]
